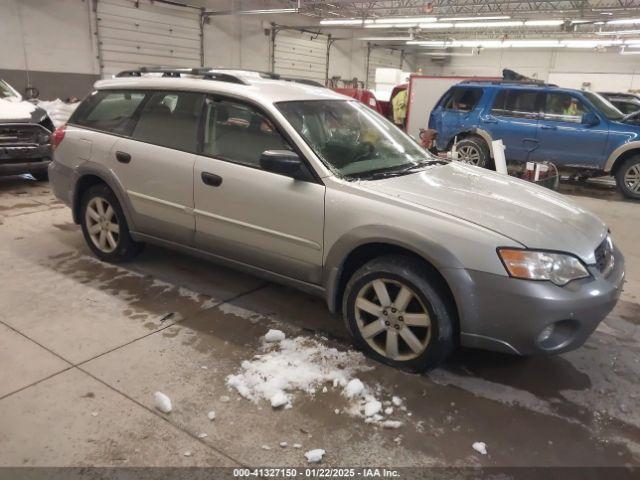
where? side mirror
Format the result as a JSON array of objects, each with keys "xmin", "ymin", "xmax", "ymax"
[
  {"xmin": 582, "ymin": 112, "xmax": 599, "ymax": 127},
  {"xmin": 259, "ymin": 150, "xmax": 308, "ymax": 180}
]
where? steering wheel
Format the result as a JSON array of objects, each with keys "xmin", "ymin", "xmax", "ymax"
[{"xmin": 351, "ymin": 141, "xmax": 375, "ymax": 164}]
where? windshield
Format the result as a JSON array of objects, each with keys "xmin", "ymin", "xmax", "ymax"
[
  {"xmin": 583, "ymin": 91, "xmax": 624, "ymax": 121},
  {"xmin": 0, "ymin": 80, "xmax": 19, "ymax": 99},
  {"xmin": 276, "ymin": 100, "xmax": 438, "ymax": 179}
]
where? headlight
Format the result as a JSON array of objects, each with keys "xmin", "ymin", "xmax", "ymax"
[{"xmin": 498, "ymin": 248, "xmax": 589, "ymax": 286}]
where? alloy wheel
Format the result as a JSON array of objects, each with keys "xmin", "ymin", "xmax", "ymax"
[
  {"xmin": 354, "ymin": 278, "xmax": 432, "ymax": 361},
  {"xmin": 457, "ymin": 145, "xmax": 482, "ymax": 165},
  {"xmin": 85, "ymin": 197, "xmax": 120, "ymax": 253},
  {"xmin": 624, "ymin": 164, "xmax": 640, "ymax": 193}
]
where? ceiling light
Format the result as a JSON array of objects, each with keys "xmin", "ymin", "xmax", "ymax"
[
  {"xmin": 620, "ymin": 49, "xmax": 640, "ymax": 54},
  {"xmin": 439, "ymin": 16, "xmax": 510, "ymax": 21},
  {"xmin": 358, "ymin": 36, "xmax": 414, "ymax": 41},
  {"xmin": 596, "ymin": 29, "xmax": 640, "ymax": 35},
  {"xmin": 419, "ymin": 23, "xmax": 453, "ymax": 29},
  {"xmin": 562, "ymin": 39, "xmax": 620, "ymax": 48},
  {"xmin": 406, "ymin": 40, "xmax": 448, "ymax": 46},
  {"xmin": 524, "ymin": 20, "xmax": 565, "ymax": 26},
  {"xmin": 594, "ymin": 21, "xmax": 605, "ymax": 25},
  {"xmin": 239, "ymin": 8, "xmax": 298, "ymax": 14},
  {"xmin": 374, "ymin": 17, "xmax": 436, "ymax": 24},
  {"xmin": 607, "ymin": 18, "xmax": 640, "ymax": 25},
  {"xmin": 455, "ymin": 21, "xmax": 524, "ymax": 28},
  {"xmin": 320, "ymin": 18, "xmax": 371, "ymax": 25},
  {"xmin": 570, "ymin": 19, "xmax": 591, "ymax": 24}
]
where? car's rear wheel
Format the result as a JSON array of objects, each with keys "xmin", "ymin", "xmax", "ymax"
[
  {"xmin": 342, "ymin": 255, "xmax": 455, "ymax": 372},
  {"xmin": 456, "ymin": 137, "xmax": 491, "ymax": 168},
  {"xmin": 616, "ymin": 156, "xmax": 640, "ymax": 200},
  {"xmin": 80, "ymin": 184, "xmax": 143, "ymax": 262}
]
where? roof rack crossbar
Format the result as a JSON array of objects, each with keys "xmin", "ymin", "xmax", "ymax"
[{"xmin": 114, "ymin": 67, "xmax": 248, "ymax": 85}]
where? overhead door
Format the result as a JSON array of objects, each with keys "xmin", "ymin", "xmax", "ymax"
[
  {"xmin": 367, "ymin": 47, "xmax": 402, "ymax": 89},
  {"xmin": 96, "ymin": 0, "xmax": 202, "ymax": 78},
  {"xmin": 274, "ymin": 30, "xmax": 328, "ymax": 85}
]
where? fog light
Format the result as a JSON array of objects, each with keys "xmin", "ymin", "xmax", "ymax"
[{"xmin": 538, "ymin": 325, "xmax": 554, "ymax": 343}]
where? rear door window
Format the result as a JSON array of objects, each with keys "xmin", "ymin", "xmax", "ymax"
[
  {"xmin": 131, "ymin": 91, "xmax": 203, "ymax": 153},
  {"xmin": 491, "ymin": 89, "xmax": 540, "ymax": 118},
  {"xmin": 72, "ymin": 91, "xmax": 146, "ymax": 135},
  {"xmin": 443, "ymin": 87, "xmax": 483, "ymax": 112}
]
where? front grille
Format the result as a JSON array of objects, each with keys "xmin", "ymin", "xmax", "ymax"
[
  {"xmin": 0, "ymin": 124, "xmax": 49, "ymax": 146},
  {"xmin": 594, "ymin": 236, "xmax": 615, "ymax": 277}
]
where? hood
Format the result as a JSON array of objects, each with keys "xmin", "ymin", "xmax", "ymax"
[
  {"xmin": 0, "ymin": 97, "xmax": 46, "ymax": 123},
  {"xmin": 357, "ymin": 162, "xmax": 607, "ymax": 264}
]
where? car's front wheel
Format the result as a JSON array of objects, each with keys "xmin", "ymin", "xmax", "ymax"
[
  {"xmin": 80, "ymin": 184, "xmax": 143, "ymax": 262},
  {"xmin": 616, "ymin": 156, "xmax": 640, "ymax": 200},
  {"xmin": 342, "ymin": 255, "xmax": 455, "ymax": 372},
  {"xmin": 455, "ymin": 137, "xmax": 491, "ymax": 168}
]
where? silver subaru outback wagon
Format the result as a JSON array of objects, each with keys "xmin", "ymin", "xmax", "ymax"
[{"xmin": 48, "ymin": 68, "xmax": 625, "ymax": 371}]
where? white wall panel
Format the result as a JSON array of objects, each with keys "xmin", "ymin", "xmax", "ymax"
[{"xmin": 96, "ymin": 0, "xmax": 201, "ymax": 77}]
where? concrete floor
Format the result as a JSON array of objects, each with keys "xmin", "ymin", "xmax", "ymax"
[{"xmin": 0, "ymin": 175, "xmax": 638, "ymax": 468}]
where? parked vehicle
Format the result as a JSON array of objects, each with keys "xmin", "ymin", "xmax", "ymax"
[
  {"xmin": 0, "ymin": 79, "xmax": 54, "ymax": 180},
  {"xmin": 49, "ymin": 68, "xmax": 624, "ymax": 371},
  {"xmin": 599, "ymin": 92, "xmax": 640, "ymax": 116},
  {"xmin": 429, "ymin": 80, "xmax": 640, "ymax": 199}
]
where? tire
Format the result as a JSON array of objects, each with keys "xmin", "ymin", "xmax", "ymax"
[
  {"xmin": 31, "ymin": 170, "xmax": 48, "ymax": 181},
  {"xmin": 80, "ymin": 183, "xmax": 143, "ymax": 262},
  {"xmin": 456, "ymin": 136, "xmax": 491, "ymax": 169},
  {"xmin": 342, "ymin": 255, "xmax": 456, "ymax": 372},
  {"xmin": 615, "ymin": 156, "xmax": 640, "ymax": 200}
]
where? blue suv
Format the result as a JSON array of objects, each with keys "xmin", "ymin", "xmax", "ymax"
[{"xmin": 429, "ymin": 80, "xmax": 640, "ymax": 199}]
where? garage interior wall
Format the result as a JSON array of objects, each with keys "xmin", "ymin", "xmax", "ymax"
[
  {"xmin": 0, "ymin": 0, "xmax": 99, "ymax": 99},
  {"xmin": 417, "ymin": 49, "xmax": 640, "ymax": 91}
]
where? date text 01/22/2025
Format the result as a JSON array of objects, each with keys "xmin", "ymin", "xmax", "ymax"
[{"xmin": 232, "ymin": 468, "xmax": 401, "ymax": 477}]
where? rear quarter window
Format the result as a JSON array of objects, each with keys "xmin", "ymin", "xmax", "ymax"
[{"xmin": 71, "ymin": 90, "xmax": 146, "ymax": 135}]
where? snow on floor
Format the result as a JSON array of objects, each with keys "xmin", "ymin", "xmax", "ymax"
[{"xmin": 226, "ymin": 333, "xmax": 411, "ymax": 428}]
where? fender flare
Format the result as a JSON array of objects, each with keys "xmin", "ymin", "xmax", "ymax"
[
  {"xmin": 603, "ymin": 141, "xmax": 640, "ymax": 173},
  {"xmin": 323, "ymin": 225, "xmax": 464, "ymax": 313},
  {"xmin": 71, "ymin": 164, "xmax": 137, "ymax": 231}
]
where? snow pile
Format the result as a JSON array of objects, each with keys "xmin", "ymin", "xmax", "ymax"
[
  {"xmin": 264, "ymin": 329, "xmax": 286, "ymax": 343},
  {"xmin": 304, "ymin": 449, "xmax": 326, "ymax": 463},
  {"xmin": 226, "ymin": 336, "xmax": 370, "ymax": 409},
  {"xmin": 226, "ymin": 334, "xmax": 409, "ymax": 429},
  {"xmin": 207, "ymin": 410, "xmax": 216, "ymax": 420},
  {"xmin": 0, "ymin": 98, "xmax": 35, "ymax": 121},
  {"xmin": 153, "ymin": 391, "xmax": 172, "ymax": 413},
  {"xmin": 472, "ymin": 442, "xmax": 487, "ymax": 455},
  {"xmin": 35, "ymin": 99, "xmax": 79, "ymax": 127}
]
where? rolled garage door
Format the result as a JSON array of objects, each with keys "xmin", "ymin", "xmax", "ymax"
[
  {"xmin": 274, "ymin": 30, "xmax": 328, "ymax": 85},
  {"xmin": 96, "ymin": 0, "xmax": 202, "ymax": 78}
]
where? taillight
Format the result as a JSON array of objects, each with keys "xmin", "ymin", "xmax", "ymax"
[{"xmin": 52, "ymin": 124, "xmax": 66, "ymax": 150}]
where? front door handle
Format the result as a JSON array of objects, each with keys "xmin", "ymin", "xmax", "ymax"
[
  {"xmin": 115, "ymin": 151, "xmax": 131, "ymax": 163},
  {"xmin": 482, "ymin": 117, "xmax": 498, "ymax": 124},
  {"xmin": 201, "ymin": 172, "xmax": 223, "ymax": 187},
  {"xmin": 541, "ymin": 124, "xmax": 557, "ymax": 130}
]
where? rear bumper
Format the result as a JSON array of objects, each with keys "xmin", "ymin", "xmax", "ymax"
[{"xmin": 443, "ymin": 247, "xmax": 625, "ymax": 355}]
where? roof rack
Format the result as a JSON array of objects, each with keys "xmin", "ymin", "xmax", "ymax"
[
  {"xmin": 460, "ymin": 79, "xmax": 557, "ymax": 87},
  {"xmin": 115, "ymin": 67, "xmax": 248, "ymax": 85}
]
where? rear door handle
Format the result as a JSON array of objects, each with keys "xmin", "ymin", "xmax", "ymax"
[
  {"xmin": 541, "ymin": 124, "xmax": 557, "ymax": 130},
  {"xmin": 482, "ymin": 117, "xmax": 498, "ymax": 124},
  {"xmin": 115, "ymin": 151, "xmax": 131, "ymax": 163},
  {"xmin": 201, "ymin": 172, "xmax": 223, "ymax": 187}
]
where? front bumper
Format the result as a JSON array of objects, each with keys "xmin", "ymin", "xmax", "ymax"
[
  {"xmin": 0, "ymin": 122, "xmax": 52, "ymax": 176},
  {"xmin": 443, "ymin": 246, "xmax": 625, "ymax": 355}
]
